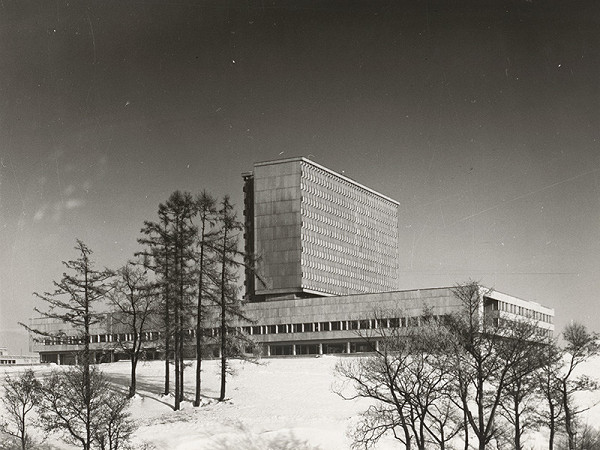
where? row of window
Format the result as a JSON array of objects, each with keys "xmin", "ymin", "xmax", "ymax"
[
  {"xmin": 494, "ymin": 301, "xmax": 553, "ymax": 324},
  {"xmin": 302, "ymin": 260, "xmax": 396, "ymax": 290},
  {"xmin": 302, "ymin": 234, "xmax": 397, "ymax": 273},
  {"xmin": 42, "ymin": 331, "xmax": 161, "ymax": 346},
  {"xmin": 302, "ymin": 258, "xmax": 396, "ymax": 286},
  {"xmin": 301, "ymin": 190, "xmax": 397, "ymax": 238},
  {"xmin": 242, "ymin": 317, "xmax": 428, "ymax": 336},
  {"xmin": 39, "ymin": 317, "xmax": 428, "ymax": 347},
  {"xmin": 494, "ymin": 318, "xmax": 553, "ymax": 336},
  {"xmin": 301, "ymin": 209, "xmax": 397, "ymax": 256},
  {"xmin": 0, "ymin": 360, "xmax": 16, "ymax": 365},
  {"xmin": 38, "ymin": 312, "xmax": 553, "ymax": 347},
  {"xmin": 269, "ymin": 342, "xmax": 375, "ymax": 356},
  {"xmin": 302, "ymin": 275, "xmax": 386, "ymax": 296},
  {"xmin": 302, "ymin": 225, "xmax": 397, "ymax": 267},
  {"xmin": 301, "ymin": 163, "xmax": 398, "ymax": 217},
  {"xmin": 301, "ymin": 189, "xmax": 396, "ymax": 232}
]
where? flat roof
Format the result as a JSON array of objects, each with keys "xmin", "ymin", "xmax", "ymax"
[{"xmin": 253, "ymin": 156, "xmax": 400, "ymax": 206}]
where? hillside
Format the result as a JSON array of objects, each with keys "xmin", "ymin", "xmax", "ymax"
[{"xmin": 2, "ymin": 355, "xmax": 600, "ymax": 449}]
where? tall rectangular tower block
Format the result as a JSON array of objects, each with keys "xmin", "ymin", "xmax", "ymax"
[{"xmin": 243, "ymin": 157, "xmax": 400, "ymax": 302}]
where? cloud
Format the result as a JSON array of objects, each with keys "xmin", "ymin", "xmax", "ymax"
[
  {"xmin": 33, "ymin": 198, "xmax": 85, "ymax": 224},
  {"xmin": 65, "ymin": 199, "xmax": 85, "ymax": 210},
  {"xmin": 33, "ymin": 205, "xmax": 47, "ymax": 222}
]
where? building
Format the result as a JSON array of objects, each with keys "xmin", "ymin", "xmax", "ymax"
[
  {"xmin": 243, "ymin": 157, "xmax": 400, "ymax": 302},
  {"xmin": 29, "ymin": 285, "xmax": 554, "ymax": 362},
  {"xmin": 241, "ymin": 286, "xmax": 554, "ymax": 356},
  {"xmin": 239, "ymin": 157, "xmax": 554, "ymax": 355},
  {"xmin": 28, "ymin": 314, "xmax": 163, "ymax": 365},
  {"xmin": 0, "ymin": 346, "xmax": 39, "ymax": 365},
  {"xmin": 29, "ymin": 157, "xmax": 555, "ymax": 363}
]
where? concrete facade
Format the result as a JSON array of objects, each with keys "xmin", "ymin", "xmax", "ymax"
[
  {"xmin": 29, "ymin": 286, "xmax": 554, "ymax": 361},
  {"xmin": 240, "ymin": 286, "xmax": 554, "ymax": 356},
  {"xmin": 244, "ymin": 157, "xmax": 399, "ymax": 301}
]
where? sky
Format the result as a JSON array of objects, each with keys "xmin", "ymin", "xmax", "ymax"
[{"xmin": 1, "ymin": 0, "xmax": 599, "ymax": 353}]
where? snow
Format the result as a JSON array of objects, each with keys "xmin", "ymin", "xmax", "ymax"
[
  {"xmin": 2, "ymin": 355, "xmax": 600, "ymax": 449},
  {"xmin": 119, "ymin": 356, "xmax": 367, "ymax": 450}
]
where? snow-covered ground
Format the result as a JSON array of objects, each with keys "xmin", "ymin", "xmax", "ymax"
[{"xmin": 2, "ymin": 355, "xmax": 600, "ymax": 449}]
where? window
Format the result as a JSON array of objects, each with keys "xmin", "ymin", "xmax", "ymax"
[{"xmin": 359, "ymin": 319, "xmax": 371, "ymax": 330}]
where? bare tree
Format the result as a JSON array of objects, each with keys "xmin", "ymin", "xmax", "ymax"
[
  {"xmin": 498, "ymin": 328, "xmax": 549, "ymax": 450},
  {"xmin": 557, "ymin": 322, "xmax": 600, "ymax": 450},
  {"xmin": 556, "ymin": 422, "xmax": 600, "ymax": 450},
  {"xmin": 0, "ymin": 369, "xmax": 41, "ymax": 450},
  {"xmin": 108, "ymin": 262, "xmax": 157, "ymax": 398},
  {"xmin": 446, "ymin": 281, "xmax": 545, "ymax": 450},
  {"xmin": 38, "ymin": 365, "xmax": 132, "ymax": 450},
  {"xmin": 334, "ymin": 311, "xmax": 461, "ymax": 449},
  {"xmin": 335, "ymin": 350, "xmax": 413, "ymax": 449},
  {"xmin": 535, "ymin": 341, "xmax": 564, "ymax": 450},
  {"xmin": 93, "ymin": 388, "xmax": 133, "ymax": 450}
]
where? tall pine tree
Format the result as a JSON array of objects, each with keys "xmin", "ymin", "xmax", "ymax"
[
  {"xmin": 138, "ymin": 205, "xmax": 174, "ymax": 397},
  {"xmin": 214, "ymin": 196, "xmax": 254, "ymax": 402},
  {"xmin": 165, "ymin": 191, "xmax": 197, "ymax": 410},
  {"xmin": 192, "ymin": 191, "xmax": 218, "ymax": 407},
  {"xmin": 24, "ymin": 240, "xmax": 112, "ymax": 449},
  {"xmin": 139, "ymin": 192, "xmax": 197, "ymax": 410}
]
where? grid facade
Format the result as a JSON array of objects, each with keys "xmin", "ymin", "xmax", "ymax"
[
  {"xmin": 244, "ymin": 157, "xmax": 399, "ymax": 301},
  {"xmin": 299, "ymin": 160, "xmax": 399, "ymax": 295}
]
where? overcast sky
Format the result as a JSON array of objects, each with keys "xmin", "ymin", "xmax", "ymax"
[{"xmin": 1, "ymin": 0, "xmax": 599, "ymax": 353}]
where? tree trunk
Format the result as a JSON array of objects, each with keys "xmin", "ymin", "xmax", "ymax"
[
  {"xmin": 174, "ymin": 302, "xmax": 180, "ymax": 410},
  {"xmin": 463, "ymin": 407, "xmax": 469, "ymax": 450},
  {"xmin": 163, "ymin": 229, "xmax": 171, "ymax": 397},
  {"xmin": 548, "ymin": 403, "xmax": 555, "ymax": 450},
  {"xmin": 84, "ymin": 265, "xmax": 91, "ymax": 450},
  {"xmin": 163, "ymin": 285, "xmax": 170, "ymax": 396},
  {"xmin": 514, "ymin": 395, "xmax": 521, "ymax": 450},
  {"xmin": 563, "ymin": 381, "xmax": 575, "ymax": 450},
  {"xmin": 20, "ymin": 415, "xmax": 26, "ymax": 450},
  {"xmin": 194, "ymin": 224, "xmax": 206, "ymax": 407},
  {"xmin": 164, "ymin": 342, "xmax": 170, "ymax": 396},
  {"xmin": 219, "ymin": 290, "xmax": 227, "ymax": 401},
  {"xmin": 403, "ymin": 425, "xmax": 411, "ymax": 450},
  {"xmin": 219, "ymin": 229, "xmax": 227, "ymax": 402},
  {"xmin": 179, "ymin": 325, "xmax": 184, "ymax": 403},
  {"xmin": 195, "ymin": 344, "xmax": 202, "ymax": 406},
  {"xmin": 129, "ymin": 356, "xmax": 137, "ymax": 398}
]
